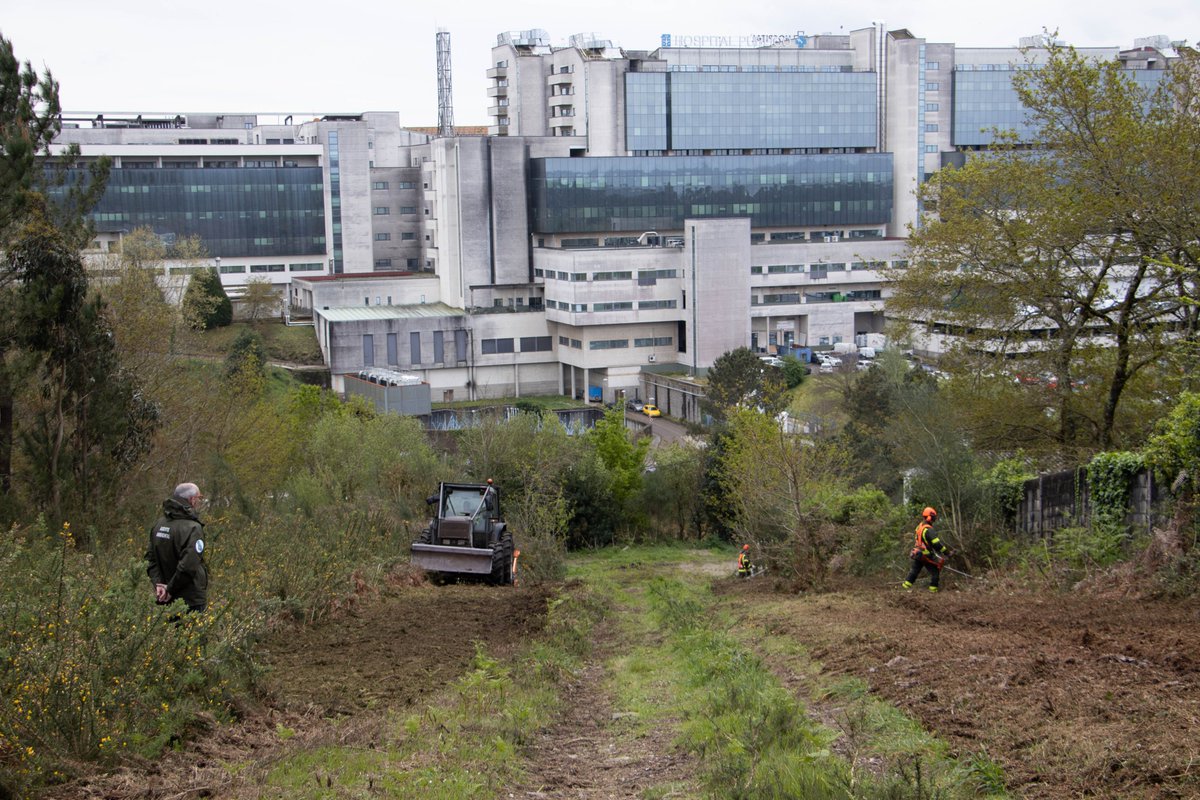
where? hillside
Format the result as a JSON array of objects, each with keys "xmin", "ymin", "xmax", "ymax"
[{"xmin": 40, "ymin": 549, "xmax": 1200, "ymax": 799}]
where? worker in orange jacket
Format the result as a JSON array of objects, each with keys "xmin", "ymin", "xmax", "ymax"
[
  {"xmin": 737, "ymin": 543, "xmax": 753, "ymax": 577},
  {"xmin": 903, "ymin": 507, "xmax": 949, "ymax": 592}
]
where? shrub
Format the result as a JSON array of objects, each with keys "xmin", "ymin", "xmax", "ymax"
[{"xmin": 182, "ymin": 268, "xmax": 233, "ymax": 330}]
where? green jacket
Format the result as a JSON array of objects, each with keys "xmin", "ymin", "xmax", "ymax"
[{"xmin": 146, "ymin": 497, "xmax": 208, "ymax": 611}]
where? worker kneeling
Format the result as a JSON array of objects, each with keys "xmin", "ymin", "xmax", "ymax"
[{"xmin": 902, "ymin": 507, "xmax": 949, "ymax": 592}]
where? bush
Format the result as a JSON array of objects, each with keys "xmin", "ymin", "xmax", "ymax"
[{"xmin": 182, "ymin": 268, "xmax": 233, "ymax": 330}]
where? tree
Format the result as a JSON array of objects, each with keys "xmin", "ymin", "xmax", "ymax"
[
  {"xmin": 586, "ymin": 406, "xmax": 650, "ymax": 508},
  {"xmin": 889, "ymin": 47, "xmax": 1200, "ymax": 460},
  {"xmin": 780, "ymin": 354, "xmax": 807, "ymax": 389},
  {"xmin": 639, "ymin": 442, "xmax": 706, "ymax": 540},
  {"xmin": 4, "ymin": 204, "xmax": 154, "ymax": 524},
  {"xmin": 703, "ymin": 347, "xmax": 786, "ymax": 422},
  {"xmin": 715, "ymin": 408, "xmax": 855, "ymax": 587},
  {"xmin": 225, "ymin": 328, "xmax": 267, "ymax": 386},
  {"xmin": 0, "ymin": 34, "xmax": 62, "ymax": 245},
  {"xmin": 1144, "ymin": 392, "xmax": 1200, "ymax": 557},
  {"xmin": 182, "ymin": 266, "xmax": 233, "ymax": 330},
  {"xmin": 241, "ymin": 278, "xmax": 281, "ymax": 324}
]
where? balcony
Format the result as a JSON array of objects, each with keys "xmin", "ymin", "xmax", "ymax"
[
  {"xmin": 488, "ymin": 105, "xmax": 509, "ymax": 117},
  {"xmin": 488, "ymin": 123, "xmax": 510, "ymax": 136},
  {"xmin": 487, "ymin": 85, "xmax": 509, "ymax": 98},
  {"xmin": 486, "ymin": 66, "xmax": 508, "ymax": 79}
]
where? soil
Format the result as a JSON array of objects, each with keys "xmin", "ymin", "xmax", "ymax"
[
  {"xmin": 43, "ymin": 575, "xmax": 552, "ymax": 799},
  {"xmin": 720, "ymin": 577, "xmax": 1200, "ymax": 799},
  {"xmin": 44, "ymin": 562, "xmax": 1200, "ymax": 799},
  {"xmin": 515, "ymin": 617, "xmax": 697, "ymax": 799}
]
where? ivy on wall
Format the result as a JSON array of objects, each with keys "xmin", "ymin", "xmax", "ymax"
[{"xmin": 1087, "ymin": 451, "xmax": 1145, "ymax": 526}]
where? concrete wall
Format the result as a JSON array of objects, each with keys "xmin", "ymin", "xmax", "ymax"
[
  {"xmin": 688, "ymin": 218, "xmax": 752, "ymax": 369},
  {"xmin": 489, "ymin": 137, "xmax": 533, "ymax": 286}
]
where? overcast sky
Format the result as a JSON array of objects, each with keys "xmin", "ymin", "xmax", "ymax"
[{"xmin": 4, "ymin": 0, "xmax": 1196, "ymax": 127}]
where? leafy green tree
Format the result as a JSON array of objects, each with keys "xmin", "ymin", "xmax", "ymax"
[
  {"xmin": 182, "ymin": 266, "xmax": 233, "ymax": 330},
  {"xmin": 586, "ymin": 407, "xmax": 650, "ymax": 506},
  {"xmin": 240, "ymin": 278, "xmax": 281, "ymax": 324},
  {"xmin": 780, "ymin": 355, "xmax": 807, "ymax": 389},
  {"xmin": 0, "ymin": 34, "xmax": 63, "ymax": 244},
  {"xmin": 889, "ymin": 46, "xmax": 1200, "ymax": 459},
  {"xmin": 1145, "ymin": 392, "xmax": 1200, "ymax": 554},
  {"xmin": 639, "ymin": 442, "xmax": 706, "ymax": 540},
  {"xmin": 4, "ymin": 204, "xmax": 153, "ymax": 524},
  {"xmin": 703, "ymin": 347, "xmax": 786, "ymax": 422},
  {"xmin": 225, "ymin": 328, "xmax": 266, "ymax": 382},
  {"xmin": 715, "ymin": 408, "xmax": 855, "ymax": 587}
]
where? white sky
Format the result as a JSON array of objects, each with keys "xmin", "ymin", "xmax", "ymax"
[{"xmin": 4, "ymin": 0, "xmax": 1196, "ymax": 126}]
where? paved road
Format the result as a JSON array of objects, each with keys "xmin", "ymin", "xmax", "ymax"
[{"xmin": 626, "ymin": 411, "xmax": 692, "ymax": 446}]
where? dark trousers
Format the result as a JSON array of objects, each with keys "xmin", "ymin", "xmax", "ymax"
[{"xmin": 906, "ymin": 556, "xmax": 941, "ymax": 588}]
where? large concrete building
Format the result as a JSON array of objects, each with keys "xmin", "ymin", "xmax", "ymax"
[{"xmin": 50, "ymin": 26, "xmax": 1178, "ymax": 402}]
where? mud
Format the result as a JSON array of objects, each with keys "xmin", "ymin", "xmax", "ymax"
[{"xmin": 725, "ymin": 579, "xmax": 1200, "ymax": 799}]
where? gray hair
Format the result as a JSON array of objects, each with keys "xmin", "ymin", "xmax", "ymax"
[{"xmin": 173, "ymin": 482, "xmax": 201, "ymax": 501}]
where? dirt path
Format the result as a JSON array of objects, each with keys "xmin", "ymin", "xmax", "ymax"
[
  {"xmin": 516, "ymin": 617, "xmax": 695, "ymax": 799},
  {"xmin": 721, "ymin": 579, "xmax": 1200, "ymax": 799}
]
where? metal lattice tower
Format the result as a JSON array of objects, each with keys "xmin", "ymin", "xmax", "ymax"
[{"xmin": 436, "ymin": 29, "xmax": 455, "ymax": 137}]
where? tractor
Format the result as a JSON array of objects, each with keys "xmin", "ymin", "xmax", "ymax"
[{"xmin": 410, "ymin": 480, "xmax": 515, "ymax": 584}]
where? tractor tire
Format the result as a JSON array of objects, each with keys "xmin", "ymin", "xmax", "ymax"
[
  {"xmin": 416, "ymin": 524, "xmax": 433, "ymax": 546},
  {"xmin": 490, "ymin": 532, "xmax": 514, "ymax": 585}
]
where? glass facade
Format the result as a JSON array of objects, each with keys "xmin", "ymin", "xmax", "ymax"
[
  {"xmin": 328, "ymin": 131, "xmax": 343, "ymax": 273},
  {"xmin": 626, "ymin": 71, "xmax": 877, "ymax": 151},
  {"xmin": 953, "ymin": 68, "xmax": 1165, "ymax": 146},
  {"xmin": 529, "ymin": 154, "xmax": 893, "ymax": 233},
  {"xmin": 66, "ymin": 166, "xmax": 326, "ymax": 258}
]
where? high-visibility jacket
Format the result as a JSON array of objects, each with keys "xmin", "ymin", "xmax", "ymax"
[
  {"xmin": 911, "ymin": 521, "xmax": 948, "ymax": 563},
  {"xmin": 737, "ymin": 551, "xmax": 752, "ymax": 575}
]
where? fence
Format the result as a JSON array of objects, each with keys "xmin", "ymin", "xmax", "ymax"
[{"xmin": 1017, "ymin": 467, "xmax": 1162, "ymax": 537}]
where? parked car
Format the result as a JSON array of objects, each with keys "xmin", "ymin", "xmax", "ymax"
[
  {"xmin": 818, "ymin": 362, "xmax": 835, "ymax": 374},
  {"xmin": 759, "ymin": 356, "xmax": 785, "ymax": 368},
  {"xmin": 642, "ymin": 404, "xmax": 662, "ymax": 417},
  {"xmin": 855, "ymin": 359, "xmax": 874, "ymax": 371},
  {"xmin": 626, "ymin": 399, "xmax": 644, "ymax": 412},
  {"xmin": 817, "ymin": 354, "xmax": 842, "ymax": 367}
]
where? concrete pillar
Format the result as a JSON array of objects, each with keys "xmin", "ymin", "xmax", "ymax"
[{"xmin": 583, "ymin": 368, "xmax": 590, "ymax": 402}]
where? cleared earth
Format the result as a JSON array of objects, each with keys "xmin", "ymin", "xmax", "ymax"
[
  {"xmin": 720, "ymin": 576, "xmax": 1200, "ymax": 799},
  {"xmin": 44, "ymin": 561, "xmax": 1200, "ymax": 798}
]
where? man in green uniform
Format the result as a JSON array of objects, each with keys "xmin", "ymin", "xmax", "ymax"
[{"xmin": 146, "ymin": 482, "xmax": 209, "ymax": 612}]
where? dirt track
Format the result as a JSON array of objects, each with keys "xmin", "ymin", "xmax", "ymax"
[
  {"xmin": 44, "ymin": 562, "xmax": 1200, "ymax": 799},
  {"xmin": 725, "ymin": 579, "xmax": 1200, "ymax": 799}
]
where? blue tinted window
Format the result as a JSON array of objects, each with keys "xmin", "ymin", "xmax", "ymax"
[
  {"xmin": 626, "ymin": 71, "xmax": 877, "ymax": 151},
  {"xmin": 529, "ymin": 154, "xmax": 893, "ymax": 233},
  {"xmin": 953, "ymin": 68, "xmax": 1164, "ymax": 146},
  {"xmin": 60, "ymin": 166, "xmax": 325, "ymax": 258}
]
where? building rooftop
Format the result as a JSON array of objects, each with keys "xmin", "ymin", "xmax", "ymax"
[
  {"xmin": 317, "ymin": 303, "xmax": 465, "ymax": 322},
  {"xmin": 298, "ymin": 270, "xmax": 425, "ymax": 283}
]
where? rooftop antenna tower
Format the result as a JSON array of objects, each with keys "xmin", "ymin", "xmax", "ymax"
[{"xmin": 436, "ymin": 28, "xmax": 455, "ymax": 137}]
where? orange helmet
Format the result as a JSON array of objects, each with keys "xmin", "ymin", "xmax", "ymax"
[
  {"xmin": 742, "ymin": 543, "xmax": 750, "ymax": 551},
  {"xmin": 922, "ymin": 507, "xmax": 937, "ymax": 522}
]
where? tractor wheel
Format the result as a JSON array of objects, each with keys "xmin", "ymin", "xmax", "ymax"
[
  {"xmin": 416, "ymin": 524, "xmax": 433, "ymax": 546},
  {"xmin": 490, "ymin": 532, "xmax": 514, "ymax": 585}
]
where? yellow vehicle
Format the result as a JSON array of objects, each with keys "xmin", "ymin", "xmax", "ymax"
[{"xmin": 642, "ymin": 404, "xmax": 662, "ymax": 417}]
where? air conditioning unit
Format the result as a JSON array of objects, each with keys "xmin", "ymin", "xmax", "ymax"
[{"xmin": 648, "ymin": 354, "xmax": 656, "ymax": 363}]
